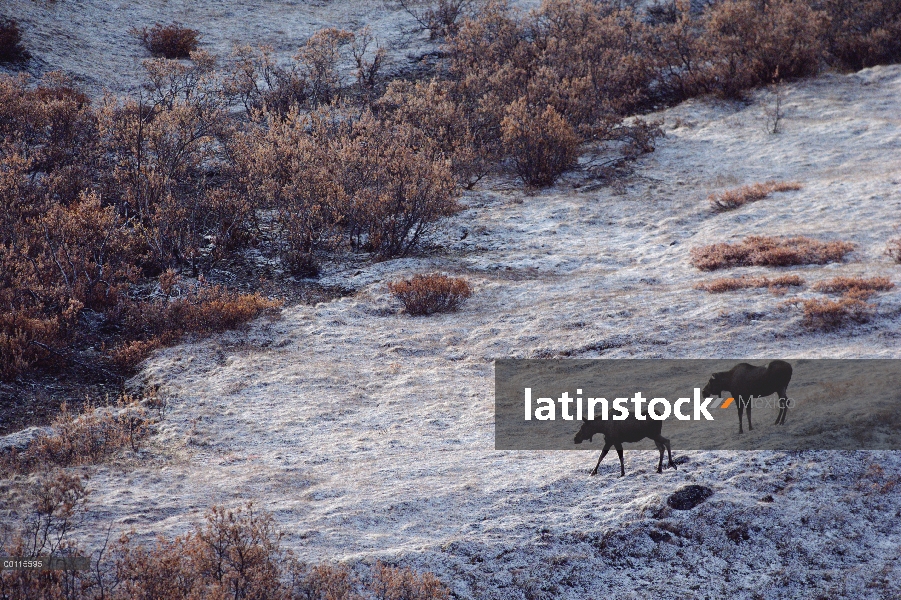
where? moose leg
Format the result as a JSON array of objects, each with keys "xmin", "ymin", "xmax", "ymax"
[
  {"xmin": 614, "ymin": 443, "xmax": 625, "ymax": 477},
  {"xmin": 776, "ymin": 386, "xmax": 788, "ymax": 425},
  {"xmin": 737, "ymin": 400, "xmax": 745, "ymax": 434},
  {"xmin": 591, "ymin": 442, "xmax": 612, "ymax": 476},
  {"xmin": 747, "ymin": 397, "xmax": 753, "ymax": 431},
  {"xmin": 655, "ymin": 435, "xmax": 677, "ymax": 470},
  {"xmin": 654, "ymin": 439, "xmax": 665, "ymax": 473}
]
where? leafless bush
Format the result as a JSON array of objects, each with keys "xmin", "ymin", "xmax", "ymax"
[
  {"xmin": 695, "ymin": 274, "xmax": 805, "ymax": 293},
  {"xmin": 225, "ymin": 28, "xmax": 382, "ymax": 115},
  {"xmin": 389, "ymin": 274, "xmax": 472, "ymax": 316},
  {"xmin": 134, "ymin": 23, "xmax": 200, "ymax": 59},
  {"xmin": 378, "ymin": 79, "xmax": 496, "ymax": 188},
  {"xmin": 0, "ymin": 17, "xmax": 27, "ymax": 63},
  {"xmin": 691, "ymin": 236, "xmax": 854, "ymax": 270},
  {"xmin": 702, "ymin": 0, "xmax": 825, "ymax": 99},
  {"xmin": 1, "ymin": 397, "xmax": 149, "ymax": 475},
  {"xmin": 370, "ymin": 561, "xmax": 450, "ymax": 600},
  {"xmin": 2, "ymin": 498, "xmax": 451, "ymax": 600},
  {"xmin": 397, "ymin": 0, "xmax": 479, "ymax": 39},
  {"xmin": 501, "ymin": 99, "xmax": 579, "ymax": 186},
  {"xmin": 709, "ymin": 180, "xmax": 802, "ymax": 211},
  {"xmin": 817, "ymin": 0, "xmax": 901, "ymax": 70}
]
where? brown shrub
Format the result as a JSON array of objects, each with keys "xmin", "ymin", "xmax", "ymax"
[
  {"xmin": 225, "ymin": 28, "xmax": 381, "ymax": 115},
  {"xmin": 811, "ymin": 276, "xmax": 894, "ymax": 299},
  {"xmin": 817, "ymin": 0, "xmax": 901, "ymax": 70},
  {"xmin": 709, "ymin": 180, "xmax": 802, "ymax": 211},
  {"xmin": 501, "ymin": 99, "xmax": 579, "ymax": 186},
  {"xmin": 333, "ymin": 112, "xmax": 459, "ymax": 257},
  {"xmin": 797, "ymin": 297, "xmax": 873, "ymax": 329},
  {"xmin": 111, "ymin": 278, "xmax": 281, "ymax": 368},
  {"xmin": 370, "ymin": 561, "xmax": 450, "ymax": 600},
  {"xmin": 99, "ymin": 56, "xmax": 242, "ymax": 274},
  {"xmin": 378, "ymin": 78, "xmax": 496, "ymax": 188},
  {"xmin": 388, "ymin": 274, "xmax": 472, "ymax": 316},
  {"xmin": 690, "ymin": 236, "xmax": 854, "ymax": 270},
  {"xmin": 135, "ymin": 22, "xmax": 200, "ymax": 59},
  {"xmin": 1, "ymin": 497, "xmax": 452, "ymax": 600},
  {"xmin": 296, "ymin": 564, "xmax": 361, "ymax": 600},
  {"xmin": 397, "ymin": 0, "xmax": 478, "ymax": 40},
  {"xmin": 701, "ymin": 0, "xmax": 825, "ymax": 98},
  {"xmin": 237, "ymin": 108, "xmax": 458, "ymax": 267},
  {"xmin": 1, "ymin": 398, "xmax": 148, "ymax": 475},
  {"xmin": 116, "ymin": 504, "xmax": 290, "ymax": 600},
  {"xmin": 0, "ymin": 17, "xmax": 27, "ymax": 63},
  {"xmin": 695, "ymin": 274, "xmax": 805, "ymax": 293}
]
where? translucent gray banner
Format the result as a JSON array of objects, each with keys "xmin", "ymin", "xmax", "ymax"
[{"xmin": 494, "ymin": 360, "xmax": 901, "ymax": 450}]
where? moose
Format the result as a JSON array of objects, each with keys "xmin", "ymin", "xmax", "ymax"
[
  {"xmin": 574, "ymin": 414, "xmax": 676, "ymax": 477},
  {"xmin": 701, "ymin": 360, "xmax": 793, "ymax": 434}
]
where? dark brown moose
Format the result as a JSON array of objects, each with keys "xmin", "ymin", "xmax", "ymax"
[{"xmin": 701, "ymin": 360, "xmax": 793, "ymax": 434}]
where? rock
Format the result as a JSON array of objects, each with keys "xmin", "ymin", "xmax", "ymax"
[{"xmin": 667, "ymin": 485, "xmax": 714, "ymax": 510}]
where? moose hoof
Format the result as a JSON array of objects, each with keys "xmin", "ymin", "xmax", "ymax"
[
  {"xmin": 589, "ymin": 470, "xmax": 597, "ymax": 477},
  {"xmin": 657, "ymin": 468, "xmax": 663, "ymax": 474},
  {"xmin": 619, "ymin": 472, "xmax": 625, "ymax": 478},
  {"xmin": 670, "ymin": 462, "xmax": 678, "ymax": 470}
]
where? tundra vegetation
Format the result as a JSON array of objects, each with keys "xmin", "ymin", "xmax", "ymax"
[
  {"xmin": 388, "ymin": 274, "xmax": 473, "ymax": 315},
  {"xmin": 708, "ymin": 181, "xmax": 802, "ymax": 211},
  {"xmin": 132, "ymin": 22, "xmax": 200, "ymax": 59},
  {"xmin": 2, "ymin": 0, "xmax": 900, "ymax": 382},
  {"xmin": 0, "ymin": 473, "xmax": 449, "ymax": 600},
  {"xmin": 2, "ymin": 0, "xmax": 901, "ymax": 593}
]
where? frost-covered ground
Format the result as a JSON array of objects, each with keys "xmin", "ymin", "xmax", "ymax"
[
  {"xmin": 4, "ymin": 0, "xmax": 540, "ymax": 94},
  {"xmin": 4, "ymin": 4, "xmax": 901, "ymax": 595}
]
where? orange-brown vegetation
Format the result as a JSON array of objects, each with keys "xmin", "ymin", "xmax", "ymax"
[
  {"xmin": 695, "ymin": 274, "xmax": 805, "ymax": 293},
  {"xmin": 1, "ymin": 398, "xmax": 148, "ymax": 476},
  {"xmin": 794, "ymin": 297, "xmax": 873, "ymax": 330},
  {"xmin": 134, "ymin": 22, "xmax": 200, "ymax": 59},
  {"xmin": 811, "ymin": 276, "xmax": 894, "ymax": 299},
  {"xmin": 0, "ymin": 493, "xmax": 451, "ymax": 600},
  {"xmin": 691, "ymin": 237, "xmax": 854, "ymax": 271},
  {"xmin": 709, "ymin": 181, "xmax": 802, "ymax": 211},
  {"xmin": 389, "ymin": 274, "xmax": 472, "ymax": 316},
  {"xmin": 3, "ymin": 0, "xmax": 901, "ymax": 381}
]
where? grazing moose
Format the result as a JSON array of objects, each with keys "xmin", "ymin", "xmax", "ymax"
[
  {"xmin": 574, "ymin": 415, "xmax": 676, "ymax": 477},
  {"xmin": 701, "ymin": 360, "xmax": 793, "ymax": 434}
]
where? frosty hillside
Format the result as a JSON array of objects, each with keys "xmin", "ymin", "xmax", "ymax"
[
  {"xmin": 2, "ymin": 0, "xmax": 901, "ymax": 598},
  {"xmin": 68, "ymin": 63, "xmax": 901, "ymax": 598}
]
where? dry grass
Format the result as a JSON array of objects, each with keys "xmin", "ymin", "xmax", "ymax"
[
  {"xmin": 709, "ymin": 181, "xmax": 802, "ymax": 211},
  {"xmin": 691, "ymin": 236, "xmax": 854, "ymax": 271},
  {"xmin": 134, "ymin": 22, "xmax": 200, "ymax": 59},
  {"xmin": 388, "ymin": 274, "xmax": 472, "ymax": 316},
  {"xmin": 695, "ymin": 274, "xmax": 805, "ymax": 293},
  {"xmin": 811, "ymin": 276, "xmax": 894, "ymax": 299}
]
